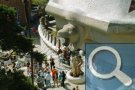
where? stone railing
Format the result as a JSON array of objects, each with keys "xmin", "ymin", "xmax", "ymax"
[{"xmin": 38, "ymin": 24, "xmax": 61, "ymax": 53}]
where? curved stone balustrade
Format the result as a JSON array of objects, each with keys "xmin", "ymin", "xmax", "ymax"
[{"xmin": 38, "ymin": 24, "xmax": 60, "ymax": 53}]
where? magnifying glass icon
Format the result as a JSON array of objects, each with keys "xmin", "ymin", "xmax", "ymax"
[{"xmin": 88, "ymin": 46, "xmax": 132, "ymax": 86}]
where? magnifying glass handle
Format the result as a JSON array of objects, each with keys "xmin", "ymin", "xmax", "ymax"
[{"xmin": 115, "ymin": 70, "xmax": 132, "ymax": 86}]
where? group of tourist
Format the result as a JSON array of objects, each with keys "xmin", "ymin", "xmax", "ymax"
[
  {"xmin": 0, "ymin": 55, "xmax": 25, "ymax": 76},
  {"xmin": 34, "ymin": 66, "xmax": 66, "ymax": 89},
  {"xmin": 26, "ymin": 54, "xmax": 67, "ymax": 90},
  {"xmin": 57, "ymin": 46, "xmax": 72, "ymax": 66}
]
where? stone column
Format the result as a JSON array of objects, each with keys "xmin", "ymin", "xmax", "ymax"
[{"xmin": 54, "ymin": 37, "xmax": 57, "ymax": 46}]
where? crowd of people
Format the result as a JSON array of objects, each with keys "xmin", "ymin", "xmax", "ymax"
[
  {"xmin": 26, "ymin": 46, "xmax": 82, "ymax": 90},
  {"xmin": 0, "ymin": 55, "xmax": 26, "ymax": 77},
  {"xmin": 25, "ymin": 54, "xmax": 67, "ymax": 90},
  {"xmin": 32, "ymin": 46, "xmax": 82, "ymax": 89},
  {"xmin": 0, "ymin": 46, "xmax": 82, "ymax": 90},
  {"xmin": 34, "ymin": 65, "xmax": 66, "ymax": 89},
  {"xmin": 57, "ymin": 46, "xmax": 72, "ymax": 66},
  {"xmin": 0, "ymin": 55, "xmax": 67, "ymax": 90}
]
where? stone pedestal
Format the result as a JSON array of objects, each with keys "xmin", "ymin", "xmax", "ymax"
[{"xmin": 66, "ymin": 70, "xmax": 85, "ymax": 84}]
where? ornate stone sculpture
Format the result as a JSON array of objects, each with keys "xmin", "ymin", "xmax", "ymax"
[
  {"xmin": 71, "ymin": 55, "xmax": 83, "ymax": 77},
  {"xmin": 57, "ymin": 23, "xmax": 90, "ymax": 50},
  {"xmin": 57, "ymin": 23, "xmax": 78, "ymax": 47}
]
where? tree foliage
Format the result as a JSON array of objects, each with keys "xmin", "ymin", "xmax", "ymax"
[
  {"xmin": 32, "ymin": 0, "xmax": 49, "ymax": 5},
  {"xmin": 0, "ymin": 4, "xmax": 34, "ymax": 54},
  {"xmin": 32, "ymin": 51, "xmax": 46, "ymax": 64},
  {"xmin": 32, "ymin": 0, "xmax": 49, "ymax": 16},
  {"xmin": 0, "ymin": 69, "xmax": 38, "ymax": 90},
  {"xmin": 14, "ymin": 36, "xmax": 34, "ymax": 53}
]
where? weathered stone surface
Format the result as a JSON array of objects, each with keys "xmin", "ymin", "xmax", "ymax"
[{"xmin": 46, "ymin": 0, "xmax": 135, "ymax": 49}]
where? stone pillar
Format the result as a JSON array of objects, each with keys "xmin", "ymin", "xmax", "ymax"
[
  {"xmin": 54, "ymin": 37, "xmax": 57, "ymax": 46},
  {"xmin": 51, "ymin": 35, "xmax": 53, "ymax": 43},
  {"xmin": 49, "ymin": 34, "xmax": 51, "ymax": 42},
  {"xmin": 51, "ymin": 36, "xmax": 54, "ymax": 46},
  {"xmin": 47, "ymin": 32, "xmax": 49, "ymax": 40}
]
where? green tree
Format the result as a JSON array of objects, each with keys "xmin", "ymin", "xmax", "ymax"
[
  {"xmin": 32, "ymin": 0, "xmax": 48, "ymax": 6},
  {"xmin": 0, "ymin": 4, "xmax": 36, "ymax": 87},
  {"xmin": 32, "ymin": 51, "xmax": 46, "ymax": 65},
  {"xmin": 0, "ymin": 4, "xmax": 47, "ymax": 86},
  {"xmin": 14, "ymin": 36, "xmax": 34, "ymax": 54},
  {"xmin": 32, "ymin": 0, "xmax": 49, "ymax": 16},
  {"xmin": 0, "ymin": 69, "xmax": 38, "ymax": 90},
  {"xmin": 0, "ymin": 4, "xmax": 34, "ymax": 55}
]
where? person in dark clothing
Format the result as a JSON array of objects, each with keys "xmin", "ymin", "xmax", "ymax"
[
  {"xmin": 7, "ymin": 69, "xmax": 12, "ymax": 78},
  {"xmin": 63, "ymin": 47, "xmax": 67, "ymax": 59},
  {"xmin": 61, "ymin": 71, "xmax": 66, "ymax": 87},
  {"xmin": 37, "ymin": 74, "xmax": 44, "ymax": 89},
  {"xmin": 57, "ymin": 48, "xmax": 62, "ymax": 55},
  {"xmin": 49, "ymin": 56, "xmax": 55, "ymax": 70},
  {"xmin": 27, "ymin": 61, "xmax": 30, "ymax": 67},
  {"xmin": 67, "ymin": 48, "xmax": 72, "ymax": 65}
]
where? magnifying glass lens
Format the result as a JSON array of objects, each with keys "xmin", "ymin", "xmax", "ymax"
[{"xmin": 92, "ymin": 50, "xmax": 117, "ymax": 74}]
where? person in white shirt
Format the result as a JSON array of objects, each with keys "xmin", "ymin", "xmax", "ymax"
[
  {"xmin": 58, "ymin": 52, "xmax": 64, "ymax": 66},
  {"xmin": 45, "ymin": 71, "xmax": 51, "ymax": 88},
  {"xmin": 43, "ymin": 70, "xmax": 47, "ymax": 85},
  {"xmin": 37, "ymin": 74, "xmax": 44, "ymax": 89},
  {"xmin": 15, "ymin": 62, "xmax": 21, "ymax": 69},
  {"xmin": 38, "ymin": 69, "xmax": 44, "ymax": 77}
]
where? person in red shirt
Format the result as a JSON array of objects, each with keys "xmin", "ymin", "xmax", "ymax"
[
  {"xmin": 51, "ymin": 66, "xmax": 56, "ymax": 87},
  {"xmin": 54, "ymin": 70, "xmax": 59, "ymax": 87},
  {"xmin": 31, "ymin": 27, "xmax": 37, "ymax": 33},
  {"xmin": 31, "ymin": 27, "xmax": 38, "ymax": 36},
  {"xmin": 51, "ymin": 66, "xmax": 56, "ymax": 80}
]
